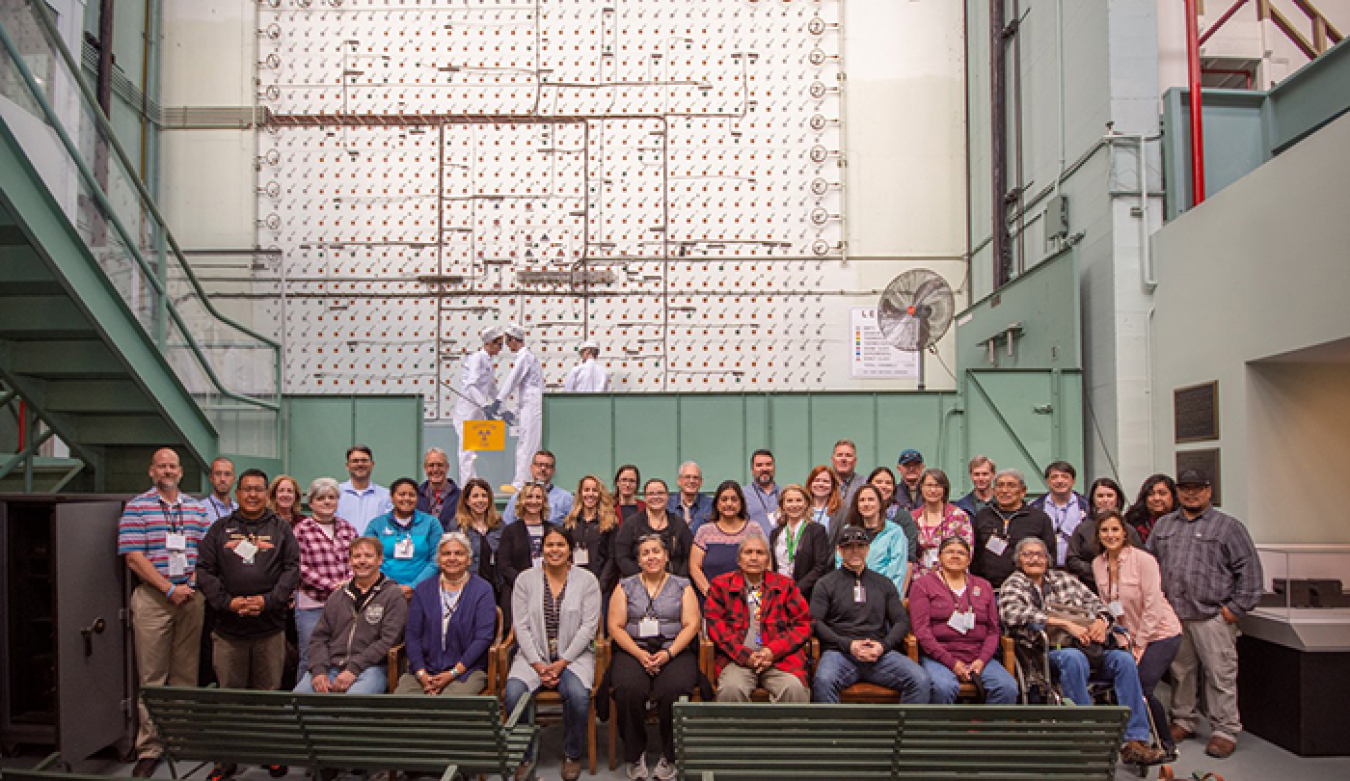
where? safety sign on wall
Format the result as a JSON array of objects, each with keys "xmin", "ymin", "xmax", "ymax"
[{"xmin": 849, "ymin": 307, "xmax": 919, "ymax": 379}]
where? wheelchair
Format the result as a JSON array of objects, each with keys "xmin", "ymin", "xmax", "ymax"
[{"xmin": 1011, "ymin": 623, "xmax": 1179, "ymax": 779}]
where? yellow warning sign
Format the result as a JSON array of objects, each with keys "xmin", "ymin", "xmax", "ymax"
[{"xmin": 462, "ymin": 420, "xmax": 505, "ymax": 451}]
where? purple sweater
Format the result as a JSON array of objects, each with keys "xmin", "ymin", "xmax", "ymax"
[{"xmin": 909, "ymin": 570, "xmax": 1001, "ymax": 669}]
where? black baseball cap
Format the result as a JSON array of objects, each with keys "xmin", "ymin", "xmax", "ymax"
[
  {"xmin": 1176, "ymin": 468, "xmax": 1211, "ymax": 487},
  {"xmin": 897, "ymin": 449, "xmax": 924, "ymax": 465},
  {"xmin": 837, "ymin": 527, "xmax": 870, "ymax": 547}
]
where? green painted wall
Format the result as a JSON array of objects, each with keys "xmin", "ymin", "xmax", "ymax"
[
  {"xmin": 542, "ymin": 392, "xmax": 965, "ymax": 497},
  {"xmin": 283, "ymin": 395, "xmax": 423, "ymax": 491}
]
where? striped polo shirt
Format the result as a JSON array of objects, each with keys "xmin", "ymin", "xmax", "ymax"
[{"xmin": 117, "ymin": 488, "xmax": 212, "ymax": 585}]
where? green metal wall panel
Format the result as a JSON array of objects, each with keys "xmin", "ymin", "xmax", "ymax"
[
  {"xmin": 542, "ymin": 392, "xmax": 973, "ymax": 496},
  {"xmin": 284, "ymin": 395, "xmax": 422, "ymax": 490},
  {"xmin": 956, "ymin": 248, "xmax": 1081, "ymax": 374}
]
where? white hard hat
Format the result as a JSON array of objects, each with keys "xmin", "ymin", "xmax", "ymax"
[
  {"xmin": 480, "ymin": 325, "xmax": 504, "ymax": 343},
  {"xmin": 505, "ymin": 323, "xmax": 526, "ymax": 341},
  {"xmin": 579, "ymin": 340, "xmax": 600, "ymax": 354}
]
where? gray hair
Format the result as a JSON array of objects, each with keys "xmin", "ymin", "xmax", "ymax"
[
  {"xmin": 438, "ymin": 531, "xmax": 473, "ymax": 557},
  {"xmin": 424, "ymin": 447, "xmax": 449, "ymax": 463},
  {"xmin": 307, "ymin": 476, "xmax": 341, "ymax": 504},
  {"xmin": 994, "ymin": 468, "xmax": 1026, "ymax": 488},
  {"xmin": 736, "ymin": 530, "xmax": 770, "ymax": 557},
  {"xmin": 678, "ymin": 461, "xmax": 702, "ymax": 476},
  {"xmin": 1012, "ymin": 535, "xmax": 1049, "ymax": 564}
]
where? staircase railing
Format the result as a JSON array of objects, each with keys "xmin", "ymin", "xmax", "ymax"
[{"xmin": 0, "ymin": 0, "xmax": 281, "ymax": 458}]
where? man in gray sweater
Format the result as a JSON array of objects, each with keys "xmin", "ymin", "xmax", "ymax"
[{"xmin": 808, "ymin": 527, "xmax": 931, "ymax": 703}]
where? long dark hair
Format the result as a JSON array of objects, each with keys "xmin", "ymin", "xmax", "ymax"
[
  {"xmin": 845, "ymin": 484, "xmax": 885, "ymax": 529},
  {"xmin": 1088, "ymin": 477, "xmax": 1125, "ymax": 514},
  {"xmin": 1125, "ymin": 474, "xmax": 1177, "ymax": 529},
  {"xmin": 711, "ymin": 480, "xmax": 748, "ymax": 522}
]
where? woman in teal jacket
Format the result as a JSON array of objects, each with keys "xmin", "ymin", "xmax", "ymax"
[
  {"xmin": 830, "ymin": 484, "xmax": 911, "ymax": 596},
  {"xmin": 364, "ymin": 477, "xmax": 443, "ymax": 598}
]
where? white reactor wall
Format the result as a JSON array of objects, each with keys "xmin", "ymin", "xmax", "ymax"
[{"xmin": 160, "ymin": 0, "xmax": 967, "ymax": 420}]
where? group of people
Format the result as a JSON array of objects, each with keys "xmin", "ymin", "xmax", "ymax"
[
  {"xmin": 453, "ymin": 326, "xmax": 609, "ymax": 493},
  {"xmin": 118, "ymin": 439, "xmax": 1263, "ymax": 781}
]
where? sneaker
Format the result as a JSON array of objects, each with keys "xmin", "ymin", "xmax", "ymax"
[
  {"xmin": 1120, "ymin": 740, "xmax": 1165, "ymax": 765},
  {"xmin": 625, "ymin": 756, "xmax": 648, "ymax": 780},
  {"xmin": 206, "ymin": 764, "xmax": 237, "ymax": 781},
  {"xmin": 652, "ymin": 757, "xmax": 676, "ymax": 781}
]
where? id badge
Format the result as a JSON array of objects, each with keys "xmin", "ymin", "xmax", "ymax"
[
  {"xmin": 1108, "ymin": 600, "xmax": 1125, "ymax": 618},
  {"xmin": 853, "ymin": 583, "xmax": 866, "ymax": 603},
  {"xmin": 164, "ymin": 532, "xmax": 187, "ymax": 552},
  {"xmin": 766, "ymin": 510, "xmax": 779, "ymax": 526},
  {"xmin": 168, "ymin": 552, "xmax": 187, "ymax": 578},
  {"xmin": 922, "ymin": 548, "xmax": 939, "ymax": 570},
  {"xmin": 394, "ymin": 537, "xmax": 415, "ymax": 560},
  {"xmin": 984, "ymin": 536, "xmax": 1008, "ymax": 556},
  {"xmin": 234, "ymin": 538, "xmax": 258, "ymax": 564},
  {"xmin": 638, "ymin": 616, "xmax": 659, "ymax": 638},
  {"xmin": 947, "ymin": 610, "xmax": 972, "ymax": 635},
  {"xmin": 573, "ymin": 546, "xmax": 590, "ymax": 566}
]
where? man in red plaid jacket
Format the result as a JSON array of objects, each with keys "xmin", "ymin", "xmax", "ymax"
[{"xmin": 704, "ymin": 535, "xmax": 813, "ymax": 702}]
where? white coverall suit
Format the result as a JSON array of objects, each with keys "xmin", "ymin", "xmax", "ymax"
[
  {"xmin": 497, "ymin": 345, "xmax": 544, "ymax": 488},
  {"xmin": 563, "ymin": 358, "xmax": 609, "ymax": 392},
  {"xmin": 453, "ymin": 348, "xmax": 498, "ymax": 483}
]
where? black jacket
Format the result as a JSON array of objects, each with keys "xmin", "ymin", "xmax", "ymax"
[
  {"xmin": 970, "ymin": 503, "xmax": 1056, "ymax": 589},
  {"xmin": 613, "ymin": 510, "xmax": 693, "ymax": 578},
  {"xmin": 809, "ymin": 566, "xmax": 909, "ymax": 654},
  {"xmin": 769, "ymin": 520, "xmax": 834, "ymax": 600},
  {"xmin": 197, "ymin": 509, "xmax": 300, "ymax": 638}
]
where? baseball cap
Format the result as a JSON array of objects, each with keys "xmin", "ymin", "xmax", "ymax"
[
  {"xmin": 1176, "ymin": 468, "xmax": 1211, "ymax": 486},
  {"xmin": 837, "ymin": 527, "xmax": 870, "ymax": 547},
  {"xmin": 897, "ymin": 449, "xmax": 924, "ymax": 465}
]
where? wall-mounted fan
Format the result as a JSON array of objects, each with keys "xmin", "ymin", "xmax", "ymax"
[{"xmin": 877, "ymin": 269, "xmax": 955, "ymax": 390}]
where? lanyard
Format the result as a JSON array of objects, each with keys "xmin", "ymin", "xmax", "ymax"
[
  {"xmin": 440, "ymin": 586, "xmax": 463, "ymax": 651},
  {"xmin": 992, "ymin": 507, "xmax": 1018, "ymax": 537},
  {"xmin": 644, "ymin": 574, "xmax": 668, "ymax": 618},
  {"xmin": 938, "ymin": 570, "xmax": 971, "ymax": 613},
  {"xmin": 751, "ymin": 485, "xmax": 777, "ymax": 518},
  {"xmin": 159, "ymin": 498, "xmax": 183, "ymax": 534},
  {"xmin": 784, "ymin": 520, "xmax": 806, "ymax": 562}
]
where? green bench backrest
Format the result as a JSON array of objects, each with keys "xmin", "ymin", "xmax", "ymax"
[
  {"xmin": 142, "ymin": 687, "xmax": 525, "ymax": 775},
  {"xmin": 675, "ymin": 703, "xmax": 905, "ymax": 780},
  {"xmin": 142, "ymin": 687, "xmax": 315, "ymax": 769},
  {"xmin": 674, "ymin": 703, "xmax": 1129, "ymax": 781},
  {"xmin": 894, "ymin": 705, "xmax": 1129, "ymax": 780}
]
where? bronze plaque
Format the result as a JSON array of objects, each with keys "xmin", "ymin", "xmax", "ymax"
[
  {"xmin": 1174, "ymin": 381, "xmax": 1219, "ymax": 443},
  {"xmin": 1175, "ymin": 448, "xmax": 1221, "ymax": 506}
]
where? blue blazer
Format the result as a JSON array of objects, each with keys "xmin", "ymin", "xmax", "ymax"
[
  {"xmin": 416, "ymin": 479, "xmax": 461, "ymax": 532},
  {"xmin": 405, "ymin": 573, "xmax": 497, "ymax": 676}
]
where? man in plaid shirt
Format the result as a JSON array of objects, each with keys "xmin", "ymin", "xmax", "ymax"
[{"xmin": 704, "ymin": 535, "xmax": 812, "ymax": 702}]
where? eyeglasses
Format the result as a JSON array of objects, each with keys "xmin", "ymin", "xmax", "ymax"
[{"xmin": 1018, "ymin": 551, "xmax": 1048, "ymax": 561}]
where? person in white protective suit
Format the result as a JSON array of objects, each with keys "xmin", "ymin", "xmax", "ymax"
[
  {"xmin": 489, "ymin": 324, "xmax": 544, "ymax": 490},
  {"xmin": 563, "ymin": 341, "xmax": 609, "ymax": 393},
  {"xmin": 452, "ymin": 326, "xmax": 505, "ymax": 484}
]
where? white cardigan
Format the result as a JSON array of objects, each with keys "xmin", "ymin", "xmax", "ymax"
[{"xmin": 507, "ymin": 565, "xmax": 602, "ymax": 691}]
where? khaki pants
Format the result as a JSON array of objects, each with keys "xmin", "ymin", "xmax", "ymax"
[
  {"xmin": 715, "ymin": 664, "xmax": 809, "ymax": 703},
  {"xmin": 212, "ymin": 631, "xmax": 287, "ymax": 691},
  {"xmin": 130, "ymin": 584, "xmax": 205, "ymax": 759},
  {"xmin": 1169, "ymin": 614, "xmax": 1242, "ymax": 741},
  {"xmin": 393, "ymin": 670, "xmax": 488, "ymax": 696}
]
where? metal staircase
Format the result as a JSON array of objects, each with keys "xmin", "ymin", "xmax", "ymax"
[{"xmin": 0, "ymin": 1, "xmax": 280, "ymax": 492}]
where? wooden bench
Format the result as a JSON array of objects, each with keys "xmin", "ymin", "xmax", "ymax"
[
  {"xmin": 674, "ymin": 701, "xmax": 1130, "ymax": 780},
  {"xmin": 140, "ymin": 686, "xmax": 534, "ymax": 780}
]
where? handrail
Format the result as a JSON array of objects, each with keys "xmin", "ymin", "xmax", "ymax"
[
  {"xmin": 0, "ymin": 3, "xmax": 280, "ymax": 414},
  {"xmin": 25, "ymin": 1, "xmax": 279, "ymax": 352}
]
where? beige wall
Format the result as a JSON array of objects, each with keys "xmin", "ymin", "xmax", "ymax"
[{"xmin": 1151, "ymin": 111, "xmax": 1350, "ymax": 543}]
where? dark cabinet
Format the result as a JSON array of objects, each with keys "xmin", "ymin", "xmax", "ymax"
[{"xmin": 0, "ymin": 494, "xmax": 132, "ymax": 761}]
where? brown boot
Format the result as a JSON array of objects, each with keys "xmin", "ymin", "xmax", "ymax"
[
  {"xmin": 561, "ymin": 758, "xmax": 582, "ymax": 781},
  {"xmin": 1168, "ymin": 722, "xmax": 1194, "ymax": 744}
]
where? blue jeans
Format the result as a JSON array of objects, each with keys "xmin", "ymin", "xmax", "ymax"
[
  {"xmin": 811, "ymin": 649, "xmax": 931, "ymax": 704},
  {"xmin": 921, "ymin": 657, "xmax": 1018, "ymax": 705},
  {"xmin": 505, "ymin": 669, "xmax": 589, "ymax": 761},
  {"xmin": 294, "ymin": 607, "xmax": 323, "ymax": 676},
  {"xmin": 1050, "ymin": 648, "xmax": 1151, "ymax": 742},
  {"xmin": 294, "ymin": 665, "xmax": 388, "ymax": 694}
]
